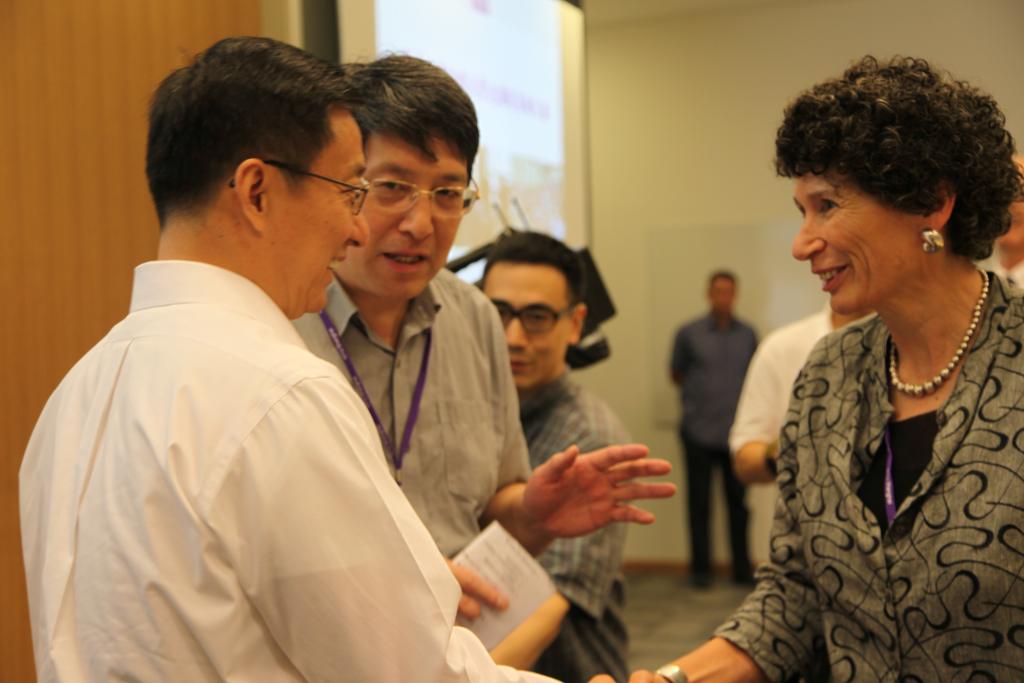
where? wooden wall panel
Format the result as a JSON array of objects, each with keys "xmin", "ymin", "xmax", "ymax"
[{"xmin": 1, "ymin": 2, "xmax": 260, "ymax": 679}]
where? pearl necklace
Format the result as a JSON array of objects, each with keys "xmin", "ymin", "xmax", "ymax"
[{"xmin": 889, "ymin": 271, "xmax": 989, "ymax": 397}]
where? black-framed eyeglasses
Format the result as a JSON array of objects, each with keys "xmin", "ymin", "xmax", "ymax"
[
  {"xmin": 263, "ymin": 159, "xmax": 369, "ymax": 215},
  {"xmin": 491, "ymin": 299, "xmax": 573, "ymax": 335}
]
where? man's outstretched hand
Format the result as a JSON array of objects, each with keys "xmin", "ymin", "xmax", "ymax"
[{"xmin": 523, "ymin": 443, "xmax": 676, "ymax": 539}]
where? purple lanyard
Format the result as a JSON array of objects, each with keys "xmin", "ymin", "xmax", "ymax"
[
  {"xmin": 882, "ymin": 426, "xmax": 898, "ymax": 526},
  {"xmin": 319, "ymin": 310, "xmax": 432, "ymax": 484}
]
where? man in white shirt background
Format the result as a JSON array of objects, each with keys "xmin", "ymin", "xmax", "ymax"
[
  {"xmin": 19, "ymin": 37, "xmax": 644, "ymax": 682},
  {"xmin": 730, "ymin": 306, "xmax": 872, "ymax": 485},
  {"xmin": 993, "ymin": 155, "xmax": 1024, "ymax": 286}
]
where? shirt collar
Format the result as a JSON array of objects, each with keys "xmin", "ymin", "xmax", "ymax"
[
  {"xmin": 519, "ymin": 371, "xmax": 573, "ymax": 421},
  {"xmin": 705, "ymin": 314, "xmax": 738, "ymax": 331},
  {"xmin": 404, "ymin": 282, "xmax": 442, "ymax": 337},
  {"xmin": 322, "ymin": 279, "xmax": 361, "ymax": 336},
  {"xmin": 322, "ymin": 277, "xmax": 443, "ymax": 349},
  {"xmin": 1007, "ymin": 260, "xmax": 1024, "ymax": 287},
  {"xmin": 130, "ymin": 260, "xmax": 308, "ymax": 350}
]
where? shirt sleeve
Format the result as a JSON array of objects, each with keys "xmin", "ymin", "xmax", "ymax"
[
  {"xmin": 729, "ymin": 340, "xmax": 786, "ymax": 455},
  {"xmin": 539, "ymin": 523, "xmax": 626, "ymax": 619},
  {"xmin": 202, "ymin": 376, "xmax": 554, "ymax": 683},
  {"xmin": 715, "ymin": 373, "xmax": 823, "ymax": 680},
  {"xmin": 670, "ymin": 327, "xmax": 691, "ymax": 376},
  {"xmin": 485, "ymin": 304, "xmax": 531, "ymax": 487}
]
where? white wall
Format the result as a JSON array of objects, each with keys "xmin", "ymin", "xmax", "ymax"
[{"xmin": 578, "ymin": 0, "xmax": 1024, "ymax": 564}]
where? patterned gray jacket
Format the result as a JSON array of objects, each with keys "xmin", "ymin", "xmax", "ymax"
[{"xmin": 716, "ymin": 274, "xmax": 1024, "ymax": 682}]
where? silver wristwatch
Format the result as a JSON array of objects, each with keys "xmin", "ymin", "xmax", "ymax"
[{"xmin": 655, "ymin": 663, "xmax": 689, "ymax": 683}]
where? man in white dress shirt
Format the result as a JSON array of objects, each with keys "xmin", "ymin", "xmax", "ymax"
[
  {"xmin": 18, "ymin": 37, "xmax": 572, "ymax": 682},
  {"xmin": 994, "ymin": 155, "xmax": 1024, "ymax": 285},
  {"xmin": 730, "ymin": 307, "xmax": 872, "ymax": 485}
]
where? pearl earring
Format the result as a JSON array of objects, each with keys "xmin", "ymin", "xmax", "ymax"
[{"xmin": 921, "ymin": 228, "xmax": 944, "ymax": 253}]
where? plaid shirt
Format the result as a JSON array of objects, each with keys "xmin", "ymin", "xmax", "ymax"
[{"xmin": 520, "ymin": 373, "xmax": 631, "ymax": 683}]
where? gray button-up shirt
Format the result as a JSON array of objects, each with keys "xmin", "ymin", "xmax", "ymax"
[
  {"xmin": 717, "ymin": 274, "xmax": 1024, "ymax": 682},
  {"xmin": 294, "ymin": 270, "xmax": 530, "ymax": 556}
]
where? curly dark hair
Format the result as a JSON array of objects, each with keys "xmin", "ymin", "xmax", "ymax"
[{"xmin": 775, "ymin": 56, "xmax": 1020, "ymax": 260}]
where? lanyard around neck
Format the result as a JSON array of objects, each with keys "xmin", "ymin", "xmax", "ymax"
[
  {"xmin": 882, "ymin": 426, "xmax": 898, "ymax": 526},
  {"xmin": 318, "ymin": 310, "xmax": 432, "ymax": 484}
]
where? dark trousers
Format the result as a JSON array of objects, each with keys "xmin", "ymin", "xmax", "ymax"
[{"xmin": 682, "ymin": 433, "xmax": 751, "ymax": 580}]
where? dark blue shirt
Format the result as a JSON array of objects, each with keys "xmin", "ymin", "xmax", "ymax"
[{"xmin": 671, "ymin": 315, "xmax": 757, "ymax": 449}]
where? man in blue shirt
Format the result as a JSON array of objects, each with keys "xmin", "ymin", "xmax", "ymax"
[{"xmin": 671, "ymin": 271, "xmax": 757, "ymax": 587}]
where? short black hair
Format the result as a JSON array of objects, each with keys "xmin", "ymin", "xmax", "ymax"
[
  {"xmin": 775, "ymin": 55, "xmax": 1020, "ymax": 260},
  {"xmin": 708, "ymin": 270, "xmax": 737, "ymax": 287},
  {"xmin": 347, "ymin": 54, "xmax": 479, "ymax": 178},
  {"xmin": 146, "ymin": 36, "xmax": 357, "ymax": 225},
  {"xmin": 484, "ymin": 231, "xmax": 585, "ymax": 304}
]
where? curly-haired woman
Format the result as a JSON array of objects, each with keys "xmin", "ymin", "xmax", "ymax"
[{"xmin": 598, "ymin": 56, "xmax": 1024, "ymax": 683}]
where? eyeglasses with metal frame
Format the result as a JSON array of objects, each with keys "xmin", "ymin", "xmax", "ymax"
[
  {"xmin": 261, "ymin": 159, "xmax": 369, "ymax": 215},
  {"xmin": 364, "ymin": 178, "xmax": 480, "ymax": 217},
  {"xmin": 490, "ymin": 299, "xmax": 574, "ymax": 335}
]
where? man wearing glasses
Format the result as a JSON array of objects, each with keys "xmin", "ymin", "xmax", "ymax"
[
  {"xmin": 481, "ymin": 231, "xmax": 632, "ymax": 683},
  {"xmin": 21, "ymin": 37, "xmax": 570, "ymax": 682},
  {"xmin": 294, "ymin": 55, "xmax": 673, "ymax": 643}
]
